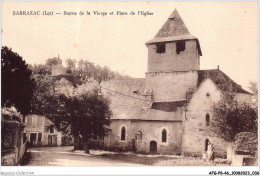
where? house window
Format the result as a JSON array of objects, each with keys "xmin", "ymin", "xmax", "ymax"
[
  {"xmin": 32, "ymin": 116, "xmax": 37, "ymax": 125},
  {"xmin": 50, "ymin": 125, "xmax": 54, "ymax": 133},
  {"xmin": 176, "ymin": 41, "xmax": 185, "ymax": 54},
  {"xmin": 44, "ymin": 126, "xmax": 50, "ymax": 133},
  {"xmin": 156, "ymin": 43, "xmax": 165, "ymax": 53},
  {"xmin": 206, "ymin": 114, "xmax": 210, "ymax": 126},
  {"xmin": 162, "ymin": 129, "xmax": 167, "ymax": 143},
  {"xmin": 38, "ymin": 133, "xmax": 42, "ymax": 142},
  {"xmin": 121, "ymin": 126, "xmax": 126, "ymax": 141}
]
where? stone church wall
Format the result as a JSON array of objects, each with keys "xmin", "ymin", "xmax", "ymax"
[
  {"xmin": 145, "ymin": 71, "xmax": 198, "ymax": 102},
  {"xmin": 106, "ymin": 120, "xmax": 182, "ymax": 155},
  {"xmin": 182, "ymin": 78, "xmax": 229, "ymax": 157}
]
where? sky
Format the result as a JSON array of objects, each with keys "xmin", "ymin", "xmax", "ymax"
[{"xmin": 1, "ymin": 1, "xmax": 258, "ymax": 91}]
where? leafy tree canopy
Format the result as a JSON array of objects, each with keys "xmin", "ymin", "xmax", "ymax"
[
  {"xmin": 211, "ymin": 87, "xmax": 257, "ymax": 141},
  {"xmin": 43, "ymin": 81, "xmax": 111, "ymax": 153},
  {"xmin": 1, "ymin": 46, "xmax": 35, "ymax": 115}
]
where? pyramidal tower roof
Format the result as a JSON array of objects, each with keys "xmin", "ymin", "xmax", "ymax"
[{"xmin": 146, "ymin": 9, "xmax": 202, "ymax": 55}]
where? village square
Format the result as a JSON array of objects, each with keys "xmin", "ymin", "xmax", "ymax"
[{"xmin": 1, "ymin": 2, "xmax": 258, "ymax": 169}]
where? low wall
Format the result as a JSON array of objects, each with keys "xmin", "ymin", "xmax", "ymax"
[
  {"xmin": 18, "ymin": 142, "xmax": 27, "ymax": 163},
  {"xmin": 1, "ymin": 142, "xmax": 27, "ymax": 166},
  {"xmin": 1, "ymin": 148, "xmax": 17, "ymax": 166}
]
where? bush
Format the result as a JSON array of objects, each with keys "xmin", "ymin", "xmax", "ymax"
[{"xmin": 234, "ymin": 132, "xmax": 257, "ymax": 154}]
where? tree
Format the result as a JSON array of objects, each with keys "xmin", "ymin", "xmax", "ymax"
[
  {"xmin": 30, "ymin": 73, "xmax": 53, "ymax": 114},
  {"xmin": 46, "ymin": 56, "xmax": 62, "ymax": 67},
  {"xmin": 65, "ymin": 58, "xmax": 77, "ymax": 75},
  {"xmin": 43, "ymin": 81, "xmax": 111, "ymax": 153},
  {"xmin": 248, "ymin": 81, "xmax": 258, "ymax": 107},
  {"xmin": 234, "ymin": 132, "xmax": 257, "ymax": 154},
  {"xmin": 1, "ymin": 46, "xmax": 35, "ymax": 116},
  {"xmin": 211, "ymin": 89, "xmax": 257, "ymax": 141}
]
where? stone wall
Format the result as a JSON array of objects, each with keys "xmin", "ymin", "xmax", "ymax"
[
  {"xmin": 106, "ymin": 120, "xmax": 182, "ymax": 154},
  {"xmin": 147, "ymin": 40, "xmax": 200, "ymax": 72},
  {"xmin": 1, "ymin": 121, "xmax": 27, "ymax": 166},
  {"xmin": 182, "ymin": 78, "xmax": 229, "ymax": 157},
  {"xmin": 145, "ymin": 71, "xmax": 198, "ymax": 102},
  {"xmin": 1, "ymin": 148, "xmax": 18, "ymax": 166}
]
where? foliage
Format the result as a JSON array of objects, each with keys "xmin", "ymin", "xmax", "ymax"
[
  {"xmin": 65, "ymin": 59, "xmax": 130, "ymax": 83},
  {"xmin": 29, "ymin": 56, "xmax": 126, "ymax": 151},
  {"xmin": 46, "ymin": 56, "xmax": 62, "ymax": 68},
  {"xmin": 248, "ymin": 81, "xmax": 258, "ymax": 107},
  {"xmin": 211, "ymin": 89, "xmax": 257, "ymax": 141},
  {"xmin": 1, "ymin": 46, "xmax": 35, "ymax": 115},
  {"xmin": 43, "ymin": 81, "xmax": 111, "ymax": 152},
  {"xmin": 30, "ymin": 74, "xmax": 54, "ymax": 114},
  {"xmin": 1, "ymin": 106, "xmax": 23, "ymax": 122},
  {"xmin": 248, "ymin": 81, "xmax": 258, "ymax": 95},
  {"xmin": 61, "ymin": 134, "xmax": 74, "ymax": 146},
  {"xmin": 234, "ymin": 132, "xmax": 257, "ymax": 153}
]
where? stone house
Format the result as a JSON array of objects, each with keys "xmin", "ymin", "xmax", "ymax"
[
  {"xmin": 24, "ymin": 114, "xmax": 62, "ymax": 147},
  {"xmin": 98, "ymin": 9, "xmax": 252, "ymax": 156}
]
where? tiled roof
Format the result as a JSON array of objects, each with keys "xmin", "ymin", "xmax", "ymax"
[
  {"xmin": 101, "ymin": 78, "xmax": 182, "ymax": 121},
  {"xmin": 45, "ymin": 117, "xmax": 54, "ymax": 126},
  {"xmin": 197, "ymin": 69, "xmax": 251, "ymax": 94},
  {"xmin": 145, "ymin": 9, "xmax": 202, "ymax": 55},
  {"xmin": 101, "ymin": 69, "xmax": 250, "ymax": 121}
]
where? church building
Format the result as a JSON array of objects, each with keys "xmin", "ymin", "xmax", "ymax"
[{"xmin": 99, "ymin": 9, "xmax": 252, "ymax": 157}]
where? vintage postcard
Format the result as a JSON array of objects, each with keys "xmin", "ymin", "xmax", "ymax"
[{"xmin": 1, "ymin": 1, "xmax": 259, "ymax": 175}]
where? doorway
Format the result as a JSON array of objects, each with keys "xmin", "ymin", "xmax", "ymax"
[
  {"xmin": 52, "ymin": 135, "xmax": 57, "ymax": 146},
  {"xmin": 150, "ymin": 141, "xmax": 157, "ymax": 154},
  {"xmin": 30, "ymin": 133, "xmax": 37, "ymax": 147},
  {"xmin": 48, "ymin": 135, "xmax": 52, "ymax": 146}
]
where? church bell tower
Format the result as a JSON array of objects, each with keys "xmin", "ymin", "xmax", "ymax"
[
  {"xmin": 146, "ymin": 9, "xmax": 202, "ymax": 73},
  {"xmin": 145, "ymin": 9, "xmax": 202, "ymax": 102}
]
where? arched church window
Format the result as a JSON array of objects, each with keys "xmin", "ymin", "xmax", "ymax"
[
  {"xmin": 206, "ymin": 114, "xmax": 210, "ymax": 126},
  {"xmin": 162, "ymin": 129, "xmax": 167, "ymax": 143},
  {"xmin": 121, "ymin": 126, "xmax": 126, "ymax": 141}
]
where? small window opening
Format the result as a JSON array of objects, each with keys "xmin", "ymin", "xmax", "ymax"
[
  {"xmin": 121, "ymin": 127, "xmax": 126, "ymax": 141},
  {"xmin": 156, "ymin": 43, "xmax": 165, "ymax": 53},
  {"xmin": 206, "ymin": 114, "xmax": 210, "ymax": 126},
  {"xmin": 205, "ymin": 139, "xmax": 209, "ymax": 151},
  {"xmin": 38, "ymin": 133, "xmax": 42, "ymax": 142},
  {"xmin": 50, "ymin": 125, "xmax": 54, "ymax": 133},
  {"xmin": 176, "ymin": 41, "xmax": 186, "ymax": 54},
  {"xmin": 162, "ymin": 129, "xmax": 167, "ymax": 143}
]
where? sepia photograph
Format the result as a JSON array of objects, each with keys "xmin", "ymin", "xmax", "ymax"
[{"xmin": 1, "ymin": 1, "xmax": 259, "ymax": 175}]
